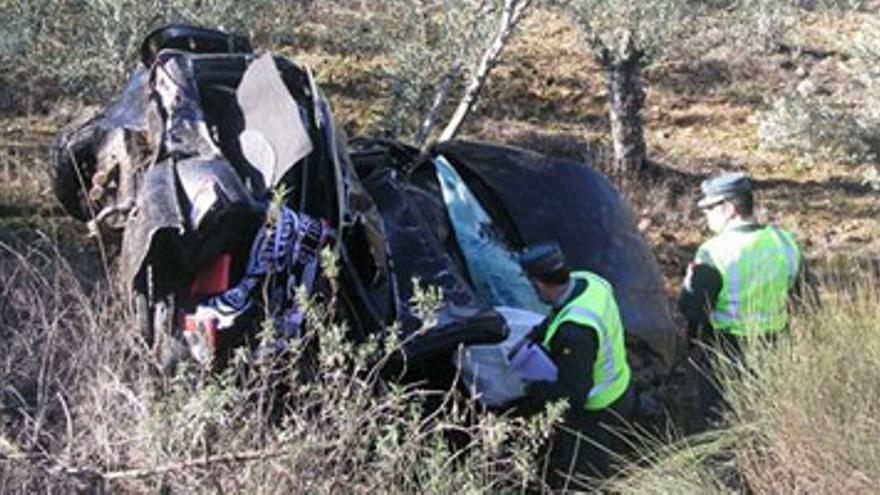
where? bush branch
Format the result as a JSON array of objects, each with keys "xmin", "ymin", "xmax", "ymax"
[{"xmin": 437, "ymin": 0, "xmax": 534, "ymax": 142}]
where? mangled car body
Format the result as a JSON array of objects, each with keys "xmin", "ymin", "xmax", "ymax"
[{"xmin": 52, "ymin": 25, "xmax": 678, "ymax": 403}]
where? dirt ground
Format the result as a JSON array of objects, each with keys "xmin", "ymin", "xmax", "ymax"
[
  {"xmin": 460, "ymin": 9, "xmax": 880, "ymax": 432},
  {"xmin": 290, "ymin": 8, "xmax": 880, "ymax": 286},
  {"xmin": 2, "ymin": 7, "xmax": 878, "ymax": 437},
  {"xmin": 469, "ymin": 10, "xmax": 880, "ymax": 284}
]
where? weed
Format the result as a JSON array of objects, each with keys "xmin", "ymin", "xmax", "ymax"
[
  {"xmin": 617, "ymin": 272, "xmax": 880, "ymax": 493},
  {"xmin": 0, "ymin": 225, "xmax": 554, "ymax": 492}
]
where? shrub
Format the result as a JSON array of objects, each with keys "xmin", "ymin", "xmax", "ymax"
[
  {"xmin": 315, "ymin": 0, "xmax": 532, "ymax": 143},
  {"xmin": 757, "ymin": 90, "xmax": 879, "ymax": 164},
  {"xmin": 757, "ymin": 13, "xmax": 880, "ymax": 173},
  {"xmin": 0, "ymin": 0, "xmax": 306, "ymax": 109},
  {"xmin": 0, "ymin": 227, "xmax": 554, "ymax": 492}
]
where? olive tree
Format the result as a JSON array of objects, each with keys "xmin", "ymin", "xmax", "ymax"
[
  {"xmin": 0, "ymin": 0, "xmax": 306, "ymax": 106},
  {"xmin": 851, "ymin": 14, "xmax": 880, "ymax": 149},
  {"xmin": 757, "ymin": 9, "xmax": 880, "ymax": 173},
  {"xmin": 559, "ymin": 0, "xmax": 797, "ymax": 178},
  {"xmin": 325, "ymin": 0, "xmax": 535, "ymax": 147}
]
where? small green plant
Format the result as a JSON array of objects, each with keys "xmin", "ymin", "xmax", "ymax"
[
  {"xmin": 0, "ymin": 227, "xmax": 554, "ymax": 492},
  {"xmin": 757, "ymin": 90, "xmax": 879, "ymax": 165},
  {"xmin": 409, "ymin": 276, "xmax": 445, "ymax": 330},
  {"xmin": 757, "ymin": 13, "xmax": 880, "ymax": 177}
]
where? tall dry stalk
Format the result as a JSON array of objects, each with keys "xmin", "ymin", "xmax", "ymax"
[
  {"xmin": 616, "ymin": 267, "xmax": 880, "ymax": 493},
  {"xmin": 0, "ymin": 230, "xmax": 555, "ymax": 492}
]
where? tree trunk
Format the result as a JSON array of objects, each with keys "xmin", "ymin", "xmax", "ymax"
[
  {"xmin": 436, "ymin": 0, "xmax": 534, "ymax": 144},
  {"xmin": 603, "ymin": 43, "xmax": 647, "ymax": 178}
]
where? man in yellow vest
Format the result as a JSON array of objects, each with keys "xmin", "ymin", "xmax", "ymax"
[
  {"xmin": 679, "ymin": 172, "xmax": 806, "ymax": 428},
  {"xmin": 518, "ymin": 241, "xmax": 635, "ymax": 489}
]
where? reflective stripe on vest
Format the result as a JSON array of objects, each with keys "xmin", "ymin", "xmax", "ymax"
[
  {"xmin": 700, "ymin": 225, "xmax": 801, "ymax": 336},
  {"xmin": 541, "ymin": 272, "xmax": 631, "ymax": 411}
]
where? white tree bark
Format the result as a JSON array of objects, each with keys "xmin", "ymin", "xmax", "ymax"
[
  {"xmin": 415, "ymin": 61, "xmax": 462, "ymax": 147},
  {"xmin": 436, "ymin": 0, "xmax": 534, "ymax": 144}
]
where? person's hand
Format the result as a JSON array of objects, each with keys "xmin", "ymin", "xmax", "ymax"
[{"xmin": 527, "ymin": 319, "xmax": 548, "ymax": 342}]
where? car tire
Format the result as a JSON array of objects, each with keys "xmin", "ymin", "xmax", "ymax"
[{"xmin": 51, "ymin": 114, "xmax": 103, "ymax": 221}]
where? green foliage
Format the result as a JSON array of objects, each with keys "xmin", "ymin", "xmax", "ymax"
[
  {"xmin": 561, "ymin": 0, "xmax": 693, "ymax": 64},
  {"xmin": 0, "ymin": 0, "xmax": 305, "ymax": 106},
  {"xmin": 141, "ymin": 362, "xmax": 240, "ymax": 462},
  {"xmin": 681, "ymin": 0, "xmax": 800, "ymax": 51},
  {"xmin": 265, "ymin": 184, "xmax": 291, "ymax": 229},
  {"xmin": 729, "ymin": 0, "xmax": 799, "ymax": 50},
  {"xmin": 850, "ymin": 13, "xmax": 880, "ymax": 124},
  {"xmin": 757, "ymin": 90, "xmax": 878, "ymax": 164},
  {"xmin": 758, "ymin": 13, "xmax": 880, "ymax": 175},
  {"xmin": 0, "ymin": 231, "xmax": 555, "ymax": 492},
  {"xmin": 320, "ymin": 0, "xmax": 528, "ymax": 141},
  {"xmin": 562, "ymin": 0, "xmax": 798, "ymax": 66},
  {"xmin": 2, "ymin": 0, "xmax": 529, "ymax": 140},
  {"xmin": 799, "ymin": 0, "xmax": 864, "ymax": 11},
  {"xmin": 410, "ymin": 276, "xmax": 445, "ymax": 329}
]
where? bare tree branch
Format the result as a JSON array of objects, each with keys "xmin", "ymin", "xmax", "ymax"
[
  {"xmin": 437, "ymin": 0, "xmax": 535, "ymax": 143},
  {"xmin": 98, "ymin": 448, "xmax": 281, "ymax": 480},
  {"xmin": 414, "ymin": 61, "xmax": 463, "ymax": 147}
]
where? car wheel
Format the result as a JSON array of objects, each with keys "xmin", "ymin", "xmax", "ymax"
[{"xmin": 51, "ymin": 114, "xmax": 103, "ymax": 221}]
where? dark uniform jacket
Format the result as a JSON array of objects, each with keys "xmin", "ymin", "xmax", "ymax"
[{"xmin": 527, "ymin": 278, "xmax": 598, "ymax": 414}]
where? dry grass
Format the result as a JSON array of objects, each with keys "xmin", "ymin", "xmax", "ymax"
[
  {"xmin": 0, "ymin": 231, "xmax": 556, "ymax": 493},
  {"xmin": 0, "ymin": 115, "xmax": 58, "ymax": 211},
  {"xmin": 2, "ymin": 3, "xmax": 880, "ymax": 491},
  {"xmin": 617, "ymin": 271, "xmax": 880, "ymax": 493}
]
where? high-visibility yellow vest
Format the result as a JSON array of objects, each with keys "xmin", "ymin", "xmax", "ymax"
[
  {"xmin": 698, "ymin": 225, "xmax": 801, "ymax": 336},
  {"xmin": 541, "ymin": 271, "xmax": 631, "ymax": 411}
]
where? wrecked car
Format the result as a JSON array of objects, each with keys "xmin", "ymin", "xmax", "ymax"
[{"xmin": 51, "ymin": 25, "xmax": 678, "ymax": 405}]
